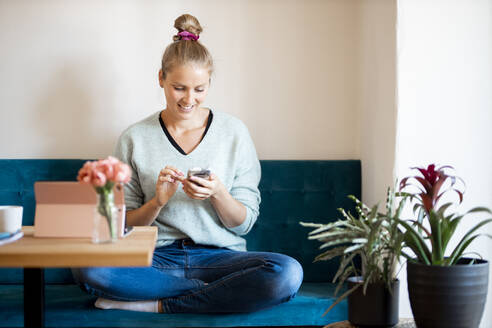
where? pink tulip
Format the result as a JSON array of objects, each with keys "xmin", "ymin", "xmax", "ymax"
[
  {"xmin": 77, "ymin": 162, "xmax": 95, "ymax": 183},
  {"xmin": 107, "ymin": 156, "xmax": 120, "ymax": 165},
  {"xmin": 113, "ymin": 162, "xmax": 131, "ymax": 183},
  {"xmin": 91, "ymin": 168, "xmax": 107, "ymax": 187},
  {"xmin": 77, "ymin": 156, "xmax": 131, "ymax": 187},
  {"xmin": 98, "ymin": 159, "xmax": 114, "ymax": 181}
]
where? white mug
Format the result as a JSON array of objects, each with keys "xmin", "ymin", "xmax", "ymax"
[{"xmin": 0, "ymin": 206, "xmax": 23, "ymax": 233}]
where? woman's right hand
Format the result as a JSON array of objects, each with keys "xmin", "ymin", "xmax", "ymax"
[{"xmin": 155, "ymin": 165, "xmax": 185, "ymax": 207}]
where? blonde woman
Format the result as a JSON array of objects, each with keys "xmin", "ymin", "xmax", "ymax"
[{"xmin": 72, "ymin": 14, "xmax": 303, "ymax": 313}]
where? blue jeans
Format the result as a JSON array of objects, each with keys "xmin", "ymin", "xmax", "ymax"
[{"xmin": 72, "ymin": 239, "xmax": 304, "ymax": 313}]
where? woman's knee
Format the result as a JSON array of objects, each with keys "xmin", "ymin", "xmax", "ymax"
[
  {"xmin": 279, "ymin": 255, "xmax": 304, "ymax": 296},
  {"xmin": 71, "ymin": 267, "xmax": 114, "ymax": 291},
  {"xmin": 261, "ymin": 253, "xmax": 304, "ymax": 299}
]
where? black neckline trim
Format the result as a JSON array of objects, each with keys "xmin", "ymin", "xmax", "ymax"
[{"xmin": 159, "ymin": 109, "xmax": 213, "ymax": 155}]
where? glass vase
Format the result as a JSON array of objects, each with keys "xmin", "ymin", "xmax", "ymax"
[{"xmin": 93, "ymin": 191, "xmax": 118, "ymax": 243}]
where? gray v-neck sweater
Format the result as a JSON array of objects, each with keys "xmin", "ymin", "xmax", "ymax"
[{"xmin": 113, "ymin": 109, "xmax": 261, "ymax": 251}]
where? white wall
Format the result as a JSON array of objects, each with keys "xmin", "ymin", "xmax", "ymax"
[
  {"xmin": 396, "ymin": 0, "xmax": 492, "ymax": 326},
  {"xmin": 356, "ymin": 0, "xmax": 397, "ymax": 207},
  {"xmin": 0, "ymin": 0, "xmax": 362, "ymax": 160}
]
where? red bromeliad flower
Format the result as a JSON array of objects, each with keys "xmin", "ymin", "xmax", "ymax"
[
  {"xmin": 399, "ymin": 164, "xmax": 464, "ymax": 213},
  {"xmin": 397, "ymin": 164, "xmax": 491, "ymax": 266}
]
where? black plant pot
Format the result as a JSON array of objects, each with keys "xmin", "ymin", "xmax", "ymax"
[
  {"xmin": 347, "ymin": 277, "xmax": 400, "ymax": 327},
  {"xmin": 407, "ymin": 258, "xmax": 489, "ymax": 328}
]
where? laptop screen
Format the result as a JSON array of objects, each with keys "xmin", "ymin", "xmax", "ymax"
[{"xmin": 33, "ymin": 181, "xmax": 125, "ymax": 238}]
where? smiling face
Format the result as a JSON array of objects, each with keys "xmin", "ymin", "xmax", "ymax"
[{"xmin": 159, "ymin": 64, "xmax": 210, "ymax": 120}]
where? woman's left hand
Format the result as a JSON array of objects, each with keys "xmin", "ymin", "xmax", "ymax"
[{"xmin": 182, "ymin": 173, "xmax": 225, "ymax": 200}]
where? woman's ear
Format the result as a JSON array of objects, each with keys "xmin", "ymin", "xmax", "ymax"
[{"xmin": 158, "ymin": 69, "xmax": 165, "ymax": 88}]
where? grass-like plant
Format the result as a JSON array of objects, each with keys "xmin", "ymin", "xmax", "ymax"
[
  {"xmin": 397, "ymin": 164, "xmax": 492, "ymax": 266},
  {"xmin": 300, "ymin": 187, "xmax": 405, "ymax": 315}
]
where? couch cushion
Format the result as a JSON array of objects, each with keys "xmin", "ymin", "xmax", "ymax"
[
  {"xmin": 0, "ymin": 282, "xmax": 347, "ymax": 327},
  {"xmin": 248, "ymin": 160, "xmax": 361, "ymax": 282},
  {"xmin": 0, "ymin": 160, "xmax": 361, "ymax": 284}
]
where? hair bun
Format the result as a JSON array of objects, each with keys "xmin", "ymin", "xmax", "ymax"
[{"xmin": 173, "ymin": 14, "xmax": 203, "ymax": 41}]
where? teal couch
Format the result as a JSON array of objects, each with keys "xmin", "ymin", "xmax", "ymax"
[{"xmin": 0, "ymin": 159, "xmax": 361, "ymax": 327}]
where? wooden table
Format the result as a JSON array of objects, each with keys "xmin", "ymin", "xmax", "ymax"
[
  {"xmin": 0, "ymin": 226, "xmax": 157, "ymax": 328},
  {"xmin": 324, "ymin": 318, "xmax": 415, "ymax": 327}
]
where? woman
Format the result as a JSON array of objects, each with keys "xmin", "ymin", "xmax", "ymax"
[{"xmin": 73, "ymin": 14, "xmax": 303, "ymax": 314}]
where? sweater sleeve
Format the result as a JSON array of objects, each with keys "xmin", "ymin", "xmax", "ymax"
[
  {"xmin": 226, "ymin": 126, "xmax": 261, "ymax": 236},
  {"xmin": 113, "ymin": 132, "xmax": 145, "ymax": 211}
]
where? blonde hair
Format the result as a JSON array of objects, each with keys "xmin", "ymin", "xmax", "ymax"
[{"xmin": 161, "ymin": 14, "xmax": 214, "ymax": 80}]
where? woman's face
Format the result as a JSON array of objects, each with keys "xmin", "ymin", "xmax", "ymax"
[{"xmin": 159, "ymin": 64, "xmax": 210, "ymax": 119}]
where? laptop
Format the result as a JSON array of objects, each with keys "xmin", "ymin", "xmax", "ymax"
[{"xmin": 33, "ymin": 181, "xmax": 126, "ymax": 238}]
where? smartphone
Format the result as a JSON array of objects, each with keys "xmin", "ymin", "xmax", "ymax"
[{"xmin": 187, "ymin": 168, "xmax": 211, "ymax": 179}]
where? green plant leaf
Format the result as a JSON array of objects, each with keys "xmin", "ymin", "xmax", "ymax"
[
  {"xmin": 313, "ymin": 246, "xmax": 347, "ymax": 262},
  {"xmin": 304, "ymin": 221, "xmax": 342, "ymax": 234},
  {"xmin": 348, "ymin": 195, "xmax": 371, "ymax": 212},
  {"xmin": 398, "ymin": 219, "xmax": 431, "ymax": 264},
  {"xmin": 428, "ymin": 211, "xmax": 443, "ymax": 263},
  {"xmin": 308, "ymin": 230, "xmax": 358, "ymax": 241},
  {"xmin": 333, "ymin": 253, "xmax": 357, "ymax": 283},
  {"xmin": 436, "ymin": 202, "xmax": 454, "ymax": 216},
  {"xmin": 363, "ymin": 270, "xmax": 374, "ymax": 294},
  {"xmin": 319, "ymin": 238, "xmax": 356, "ymax": 250},
  {"xmin": 446, "ymin": 234, "xmax": 481, "ymax": 265},
  {"xmin": 301, "ymin": 221, "xmax": 347, "ymax": 235},
  {"xmin": 299, "ymin": 222, "xmax": 324, "ymax": 228},
  {"xmin": 400, "ymin": 250, "xmax": 415, "ymax": 261},
  {"xmin": 322, "ymin": 283, "xmax": 361, "ymax": 317},
  {"xmin": 466, "ymin": 207, "xmax": 492, "ymax": 215},
  {"xmin": 334, "ymin": 265, "xmax": 354, "ymax": 296},
  {"xmin": 447, "ymin": 219, "xmax": 492, "ymax": 264},
  {"xmin": 343, "ymin": 243, "xmax": 365, "ymax": 254},
  {"xmin": 386, "ymin": 187, "xmax": 393, "ymax": 214},
  {"xmin": 408, "ymin": 219, "xmax": 433, "ymax": 240},
  {"xmin": 395, "ymin": 197, "xmax": 407, "ymax": 219},
  {"xmin": 441, "ymin": 213, "xmax": 463, "ymax": 252}
]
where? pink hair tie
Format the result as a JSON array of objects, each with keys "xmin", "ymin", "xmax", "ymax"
[{"xmin": 177, "ymin": 31, "xmax": 199, "ymax": 41}]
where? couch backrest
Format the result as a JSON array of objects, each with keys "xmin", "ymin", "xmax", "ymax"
[{"xmin": 0, "ymin": 159, "xmax": 360, "ymax": 284}]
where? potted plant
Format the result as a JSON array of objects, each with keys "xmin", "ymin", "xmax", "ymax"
[
  {"xmin": 300, "ymin": 188, "xmax": 405, "ymax": 327},
  {"xmin": 398, "ymin": 164, "xmax": 492, "ymax": 328}
]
